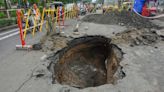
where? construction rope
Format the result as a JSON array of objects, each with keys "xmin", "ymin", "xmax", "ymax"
[{"xmin": 133, "ymin": 8, "xmax": 164, "ymax": 19}]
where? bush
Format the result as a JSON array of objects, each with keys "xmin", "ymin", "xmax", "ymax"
[
  {"xmin": 0, "ymin": 12, "xmax": 6, "ymax": 18},
  {"xmin": 11, "ymin": 0, "xmax": 17, "ymax": 4},
  {"xmin": 0, "ymin": 1, "xmax": 4, "ymax": 7},
  {"xmin": 10, "ymin": 10, "xmax": 17, "ymax": 17},
  {"xmin": 0, "ymin": 18, "xmax": 17, "ymax": 28},
  {"xmin": 28, "ymin": 0, "xmax": 40, "ymax": 4},
  {"xmin": 39, "ymin": 6, "xmax": 43, "ymax": 13}
]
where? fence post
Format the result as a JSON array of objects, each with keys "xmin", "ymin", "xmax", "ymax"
[
  {"xmin": 62, "ymin": 7, "xmax": 65, "ymax": 26},
  {"xmin": 57, "ymin": 7, "xmax": 60, "ymax": 27},
  {"xmin": 7, "ymin": 10, "xmax": 11, "ymax": 18},
  {"xmin": 16, "ymin": 10, "xmax": 26, "ymax": 46},
  {"xmin": 66, "ymin": 9, "xmax": 68, "ymax": 19},
  {"xmin": 40, "ymin": 8, "xmax": 45, "ymax": 32},
  {"xmin": 23, "ymin": 9, "xmax": 31, "ymax": 39}
]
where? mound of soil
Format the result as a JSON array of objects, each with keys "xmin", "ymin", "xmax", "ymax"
[
  {"xmin": 82, "ymin": 11, "xmax": 161, "ymax": 29},
  {"xmin": 40, "ymin": 33, "xmax": 72, "ymax": 53},
  {"xmin": 112, "ymin": 28, "xmax": 162, "ymax": 46}
]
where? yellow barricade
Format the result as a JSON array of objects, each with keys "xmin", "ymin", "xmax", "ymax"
[{"xmin": 20, "ymin": 6, "xmax": 78, "ymax": 40}]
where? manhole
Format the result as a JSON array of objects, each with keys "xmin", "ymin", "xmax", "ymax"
[{"xmin": 48, "ymin": 36, "xmax": 125, "ymax": 88}]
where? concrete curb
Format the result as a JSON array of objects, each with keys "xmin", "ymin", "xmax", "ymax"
[{"xmin": 0, "ymin": 24, "xmax": 18, "ymax": 32}]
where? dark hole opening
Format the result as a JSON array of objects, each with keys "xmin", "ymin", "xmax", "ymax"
[{"xmin": 48, "ymin": 36, "xmax": 125, "ymax": 88}]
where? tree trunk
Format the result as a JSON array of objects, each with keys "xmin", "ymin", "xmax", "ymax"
[
  {"xmin": 4, "ymin": 0, "xmax": 8, "ymax": 9},
  {"xmin": 4, "ymin": 0, "xmax": 11, "ymax": 9}
]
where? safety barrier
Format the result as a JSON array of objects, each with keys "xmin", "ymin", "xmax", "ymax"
[
  {"xmin": 16, "ymin": 6, "xmax": 78, "ymax": 49},
  {"xmin": 103, "ymin": 5, "xmax": 124, "ymax": 14}
]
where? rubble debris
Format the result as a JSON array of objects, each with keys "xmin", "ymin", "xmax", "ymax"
[
  {"xmin": 40, "ymin": 32, "xmax": 73, "ymax": 53},
  {"xmin": 82, "ymin": 11, "xmax": 162, "ymax": 29},
  {"xmin": 32, "ymin": 43, "xmax": 42, "ymax": 50},
  {"xmin": 112, "ymin": 28, "xmax": 162, "ymax": 46},
  {"xmin": 47, "ymin": 36, "xmax": 125, "ymax": 88}
]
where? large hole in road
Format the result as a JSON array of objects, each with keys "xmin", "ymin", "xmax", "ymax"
[{"xmin": 48, "ymin": 36, "xmax": 125, "ymax": 88}]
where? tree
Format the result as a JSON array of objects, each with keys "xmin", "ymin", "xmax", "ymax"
[
  {"xmin": 28, "ymin": 0, "xmax": 40, "ymax": 4},
  {"xmin": 83, "ymin": 0, "xmax": 92, "ymax": 3},
  {"xmin": 97, "ymin": 0, "xmax": 104, "ymax": 4},
  {"xmin": 0, "ymin": 0, "xmax": 4, "ymax": 8},
  {"xmin": 4, "ymin": 0, "xmax": 8, "ymax": 9},
  {"xmin": 55, "ymin": 0, "xmax": 73, "ymax": 4},
  {"xmin": 3, "ymin": 0, "xmax": 12, "ymax": 9}
]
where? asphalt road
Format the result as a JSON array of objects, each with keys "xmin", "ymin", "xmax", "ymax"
[
  {"xmin": 0, "ymin": 16, "xmax": 164, "ymax": 92},
  {"xmin": 0, "ymin": 19, "xmax": 78, "ymax": 92},
  {"xmin": 0, "ymin": 27, "xmax": 46, "ymax": 92},
  {"xmin": 0, "ymin": 28, "xmax": 46, "ymax": 59}
]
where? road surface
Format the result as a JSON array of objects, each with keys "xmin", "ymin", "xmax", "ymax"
[
  {"xmin": 0, "ymin": 28, "xmax": 46, "ymax": 92},
  {"xmin": 0, "ymin": 19, "xmax": 78, "ymax": 92},
  {"xmin": 1, "ymin": 17, "xmax": 164, "ymax": 92}
]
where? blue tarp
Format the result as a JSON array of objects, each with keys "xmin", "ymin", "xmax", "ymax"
[{"xmin": 133, "ymin": 0, "xmax": 146, "ymax": 13}]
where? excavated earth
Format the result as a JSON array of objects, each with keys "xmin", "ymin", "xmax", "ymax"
[
  {"xmin": 82, "ymin": 11, "xmax": 162, "ymax": 29},
  {"xmin": 35, "ymin": 11, "xmax": 164, "ymax": 92},
  {"xmin": 40, "ymin": 33, "xmax": 72, "ymax": 53},
  {"xmin": 47, "ymin": 36, "xmax": 125, "ymax": 88},
  {"xmin": 112, "ymin": 28, "xmax": 163, "ymax": 46},
  {"xmin": 40, "ymin": 26, "xmax": 164, "ymax": 89}
]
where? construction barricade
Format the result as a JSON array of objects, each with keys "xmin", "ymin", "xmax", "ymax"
[{"xmin": 16, "ymin": 5, "xmax": 78, "ymax": 50}]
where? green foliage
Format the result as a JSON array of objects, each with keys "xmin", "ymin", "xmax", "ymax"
[
  {"xmin": 55, "ymin": 0, "xmax": 77, "ymax": 4},
  {"xmin": 28, "ymin": 0, "xmax": 40, "ymax": 4},
  {"xmin": 0, "ymin": 12, "xmax": 6, "ymax": 18},
  {"xmin": 0, "ymin": 0, "xmax": 4, "ymax": 7},
  {"xmin": 83, "ymin": 0, "xmax": 92, "ymax": 3},
  {"xmin": 0, "ymin": 10, "xmax": 17, "ymax": 18},
  {"xmin": 10, "ymin": 10, "xmax": 16, "ymax": 17},
  {"xmin": 0, "ymin": 18, "xmax": 17, "ymax": 28},
  {"xmin": 11, "ymin": 0, "xmax": 17, "ymax": 4},
  {"xmin": 39, "ymin": 6, "xmax": 43, "ymax": 13},
  {"xmin": 97, "ymin": 0, "xmax": 103, "ymax": 3}
]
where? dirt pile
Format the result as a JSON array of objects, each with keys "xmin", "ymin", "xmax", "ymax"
[
  {"xmin": 40, "ymin": 33, "xmax": 73, "ymax": 53},
  {"xmin": 47, "ymin": 36, "xmax": 125, "ymax": 88},
  {"xmin": 82, "ymin": 11, "xmax": 161, "ymax": 29},
  {"xmin": 112, "ymin": 28, "xmax": 162, "ymax": 46}
]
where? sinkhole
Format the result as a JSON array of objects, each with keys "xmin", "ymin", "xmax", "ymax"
[{"xmin": 48, "ymin": 36, "xmax": 125, "ymax": 88}]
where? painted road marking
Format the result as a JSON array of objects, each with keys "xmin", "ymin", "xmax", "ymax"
[
  {"xmin": 0, "ymin": 31, "xmax": 19, "ymax": 41},
  {"xmin": 0, "ymin": 22, "xmax": 46, "ymax": 41},
  {"xmin": 0, "ymin": 28, "xmax": 18, "ymax": 36}
]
